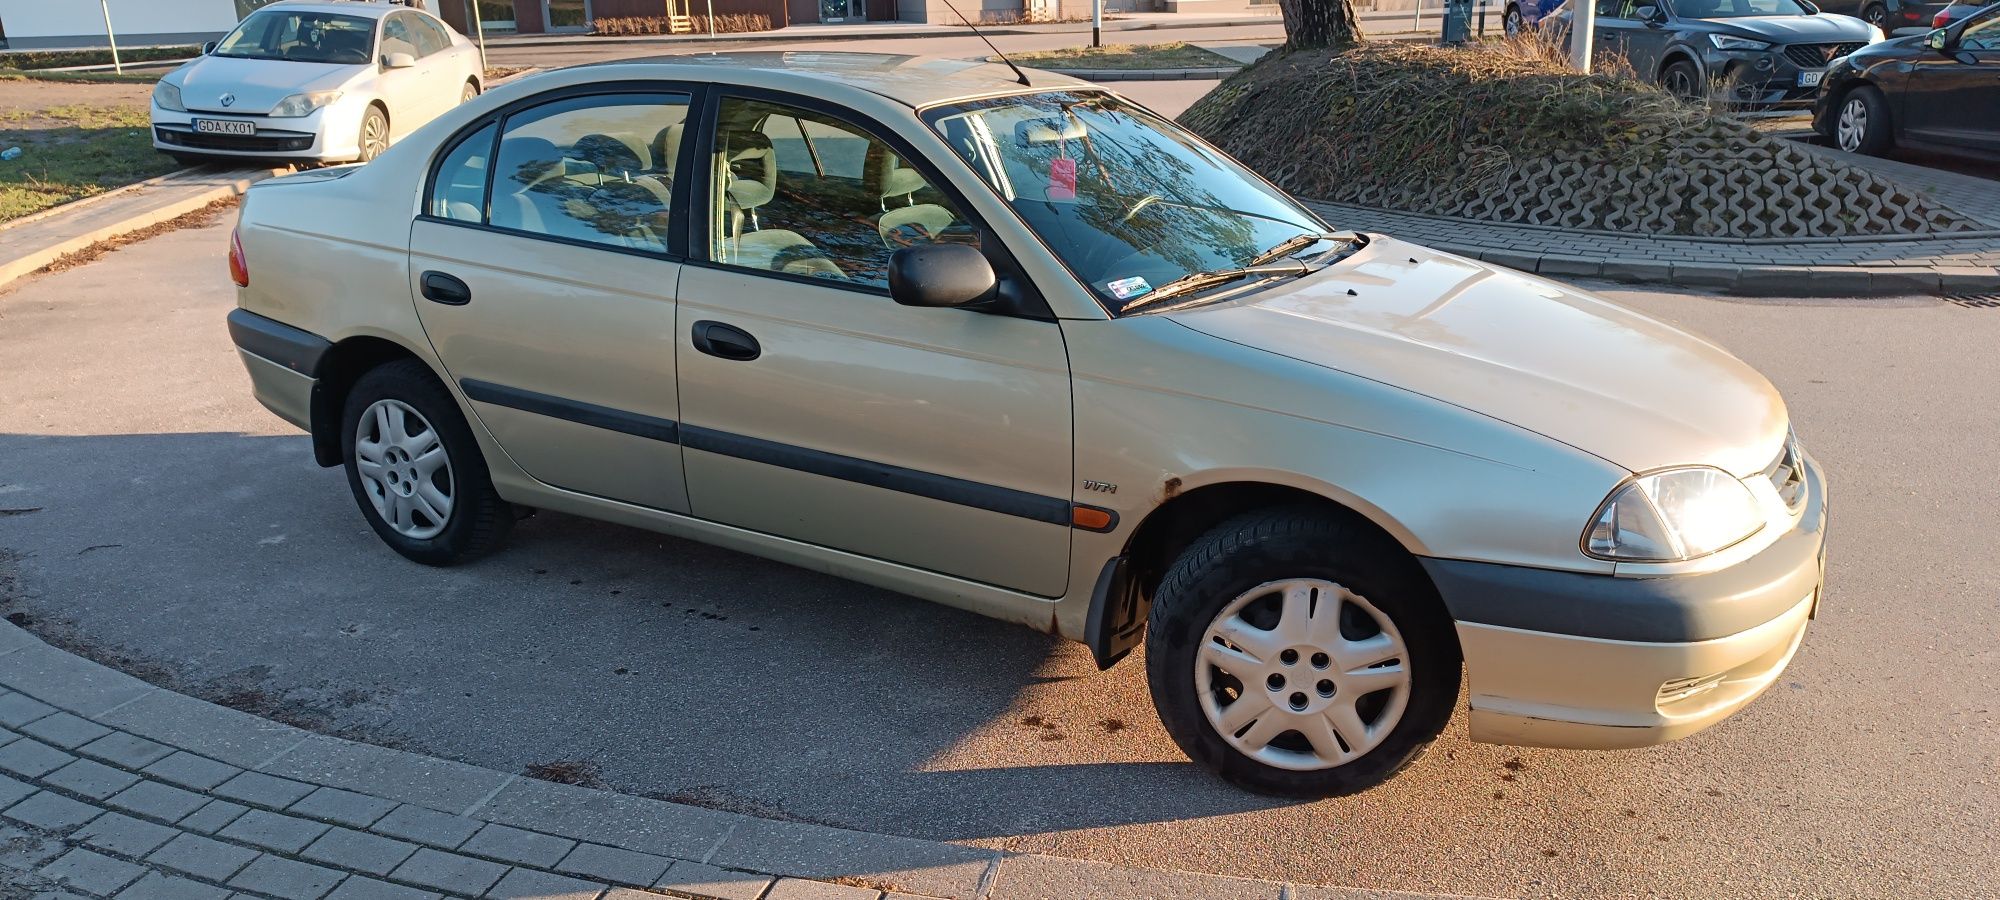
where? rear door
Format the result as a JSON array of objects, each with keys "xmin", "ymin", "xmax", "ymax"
[{"xmin": 409, "ymin": 88, "xmax": 699, "ymax": 513}]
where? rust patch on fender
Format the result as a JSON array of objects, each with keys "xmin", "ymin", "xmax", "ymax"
[{"xmin": 1160, "ymin": 476, "xmax": 1183, "ymax": 502}]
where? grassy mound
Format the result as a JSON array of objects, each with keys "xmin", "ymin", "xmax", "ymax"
[{"xmin": 1179, "ymin": 41, "xmax": 1977, "ymax": 238}]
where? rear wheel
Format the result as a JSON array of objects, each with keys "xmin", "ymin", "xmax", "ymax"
[
  {"xmin": 461, "ymin": 80, "xmax": 480, "ymax": 105},
  {"xmin": 341, "ymin": 359, "xmax": 512, "ymax": 565},
  {"xmin": 1503, "ymin": 5, "xmax": 1526, "ymax": 36},
  {"xmin": 358, "ymin": 105, "xmax": 389, "ymax": 162},
  {"xmin": 1145, "ymin": 507, "xmax": 1460, "ymax": 798},
  {"xmin": 1861, "ymin": 3, "xmax": 1887, "ymax": 26},
  {"xmin": 1835, "ymin": 85, "xmax": 1893, "ymax": 156}
]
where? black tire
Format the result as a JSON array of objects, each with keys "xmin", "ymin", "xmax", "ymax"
[
  {"xmin": 358, "ymin": 105, "xmax": 390, "ymax": 162},
  {"xmin": 1145, "ymin": 507, "xmax": 1460, "ymax": 798},
  {"xmin": 1504, "ymin": 5, "xmax": 1525, "ymax": 36},
  {"xmin": 1861, "ymin": 2, "xmax": 1887, "ymax": 26},
  {"xmin": 461, "ymin": 79, "xmax": 480, "ymax": 104},
  {"xmin": 1834, "ymin": 84, "xmax": 1894, "ymax": 156},
  {"xmin": 1663, "ymin": 58, "xmax": 1704, "ymax": 101},
  {"xmin": 340, "ymin": 359, "xmax": 512, "ymax": 566}
]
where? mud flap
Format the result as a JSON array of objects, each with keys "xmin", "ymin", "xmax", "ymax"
[{"xmin": 1085, "ymin": 555, "xmax": 1147, "ymax": 670}]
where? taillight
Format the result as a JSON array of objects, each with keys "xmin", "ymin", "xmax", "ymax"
[
  {"xmin": 228, "ymin": 226, "xmax": 249, "ymax": 287},
  {"xmin": 1933, "ymin": 9, "xmax": 1950, "ymax": 26}
]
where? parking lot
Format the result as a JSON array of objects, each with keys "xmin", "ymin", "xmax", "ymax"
[{"xmin": 3, "ymin": 211, "xmax": 1996, "ymax": 898}]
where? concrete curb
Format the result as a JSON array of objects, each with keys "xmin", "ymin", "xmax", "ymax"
[
  {"xmin": 0, "ymin": 620, "xmax": 1470, "ymax": 900},
  {"xmin": 0, "ymin": 167, "xmax": 280, "ymax": 292}
]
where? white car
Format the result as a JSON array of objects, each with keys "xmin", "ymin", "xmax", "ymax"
[{"xmin": 151, "ymin": 0, "xmax": 483, "ymax": 165}]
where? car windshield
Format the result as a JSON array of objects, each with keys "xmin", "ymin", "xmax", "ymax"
[
  {"xmin": 1670, "ymin": 0, "xmax": 1810, "ymax": 18},
  {"xmin": 214, "ymin": 11, "xmax": 376, "ymax": 64},
  {"xmin": 924, "ymin": 91, "xmax": 1332, "ymax": 314}
]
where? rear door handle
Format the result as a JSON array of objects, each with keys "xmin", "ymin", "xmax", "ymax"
[
  {"xmin": 420, "ymin": 271, "xmax": 471, "ymax": 306},
  {"xmin": 691, "ymin": 320, "xmax": 760, "ymax": 361}
]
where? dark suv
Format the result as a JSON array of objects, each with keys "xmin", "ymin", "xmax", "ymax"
[{"xmin": 1582, "ymin": 0, "xmax": 1884, "ymax": 107}]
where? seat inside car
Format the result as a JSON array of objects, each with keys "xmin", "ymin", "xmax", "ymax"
[
  {"xmin": 866, "ymin": 146, "xmax": 956, "ymax": 248},
  {"xmin": 492, "ymin": 135, "xmax": 668, "ymax": 251},
  {"xmin": 715, "ymin": 129, "xmax": 838, "ymax": 277}
]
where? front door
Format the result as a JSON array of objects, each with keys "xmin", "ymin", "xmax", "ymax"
[
  {"xmin": 675, "ymin": 93, "xmax": 1075, "ymax": 597},
  {"xmin": 410, "ymin": 89, "xmax": 698, "ymax": 512},
  {"xmin": 1904, "ymin": 10, "xmax": 2000, "ymax": 152}
]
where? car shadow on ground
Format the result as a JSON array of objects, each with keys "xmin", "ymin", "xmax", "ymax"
[{"xmin": 0, "ymin": 431, "xmax": 1298, "ymax": 841}]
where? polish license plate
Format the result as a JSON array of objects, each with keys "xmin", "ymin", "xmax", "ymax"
[
  {"xmin": 1797, "ymin": 70, "xmax": 1824, "ymax": 88},
  {"xmin": 192, "ymin": 118, "xmax": 256, "ymax": 136}
]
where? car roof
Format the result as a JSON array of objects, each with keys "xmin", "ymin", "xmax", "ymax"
[
  {"xmin": 589, "ymin": 51, "xmax": 1092, "ymax": 109},
  {"xmin": 253, "ymin": 1, "xmax": 411, "ymax": 20}
]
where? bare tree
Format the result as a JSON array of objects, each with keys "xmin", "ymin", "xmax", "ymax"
[{"xmin": 1277, "ymin": 0, "xmax": 1366, "ymax": 51}]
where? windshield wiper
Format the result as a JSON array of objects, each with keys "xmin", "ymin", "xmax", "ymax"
[
  {"xmin": 1119, "ymin": 260, "xmax": 1310, "ymax": 314},
  {"xmin": 1248, "ymin": 231, "xmax": 1352, "ymax": 266}
]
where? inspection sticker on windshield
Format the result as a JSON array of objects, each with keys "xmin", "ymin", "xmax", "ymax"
[{"xmin": 1106, "ymin": 276, "xmax": 1152, "ymax": 300}]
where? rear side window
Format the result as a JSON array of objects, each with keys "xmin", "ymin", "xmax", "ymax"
[
  {"xmin": 426, "ymin": 92, "xmax": 692, "ymax": 255},
  {"xmin": 410, "ymin": 15, "xmax": 452, "ymax": 57},
  {"xmin": 429, "ymin": 122, "xmax": 496, "ymax": 223}
]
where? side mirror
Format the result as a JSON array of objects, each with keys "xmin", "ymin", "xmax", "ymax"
[
  {"xmin": 201, "ymin": 41, "xmax": 218, "ymax": 55},
  {"xmin": 1635, "ymin": 4, "xmax": 1663, "ymax": 20},
  {"xmin": 888, "ymin": 243, "xmax": 997, "ymax": 309},
  {"xmin": 382, "ymin": 52, "xmax": 417, "ymax": 69},
  {"xmin": 1797, "ymin": 0, "xmax": 1818, "ymax": 13},
  {"xmin": 1926, "ymin": 29, "xmax": 1952, "ymax": 51}
]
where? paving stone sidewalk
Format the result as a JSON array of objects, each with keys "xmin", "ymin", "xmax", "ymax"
[
  {"xmin": 1304, "ymin": 149, "xmax": 2000, "ymax": 296},
  {"xmin": 0, "ymin": 167, "xmax": 282, "ymax": 293},
  {"xmin": 0, "ymin": 623, "xmax": 1446, "ymax": 900}
]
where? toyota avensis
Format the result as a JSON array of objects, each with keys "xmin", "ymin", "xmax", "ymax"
[{"xmin": 225, "ymin": 53, "xmax": 1829, "ymax": 797}]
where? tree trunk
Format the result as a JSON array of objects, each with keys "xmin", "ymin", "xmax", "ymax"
[{"xmin": 1278, "ymin": 0, "xmax": 1365, "ymax": 51}]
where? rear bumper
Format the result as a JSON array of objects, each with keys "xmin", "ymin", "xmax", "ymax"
[
  {"xmin": 228, "ymin": 308, "xmax": 330, "ymax": 432},
  {"xmin": 1425, "ymin": 456, "xmax": 1828, "ymax": 749}
]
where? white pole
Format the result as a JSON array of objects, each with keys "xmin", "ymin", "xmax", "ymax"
[
  {"xmin": 1412, "ymin": 0, "xmax": 1422, "ymax": 33},
  {"xmin": 1092, "ymin": 0, "xmax": 1101, "ymax": 47},
  {"xmin": 471, "ymin": 0, "xmax": 488, "ymax": 72},
  {"xmin": 100, "ymin": 0, "xmax": 123, "ymax": 74},
  {"xmin": 706, "ymin": 0, "xmax": 715, "ymax": 37},
  {"xmin": 1569, "ymin": 0, "xmax": 1595, "ymax": 72}
]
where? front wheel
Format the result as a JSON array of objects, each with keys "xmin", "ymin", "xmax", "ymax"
[
  {"xmin": 357, "ymin": 105, "xmax": 389, "ymax": 162},
  {"xmin": 1662, "ymin": 59, "xmax": 1705, "ymax": 102},
  {"xmin": 1145, "ymin": 508, "xmax": 1460, "ymax": 798},
  {"xmin": 341, "ymin": 359, "xmax": 513, "ymax": 566},
  {"xmin": 461, "ymin": 80, "xmax": 480, "ymax": 105},
  {"xmin": 1503, "ymin": 5, "xmax": 1526, "ymax": 36},
  {"xmin": 1862, "ymin": 3, "xmax": 1887, "ymax": 26},
  {"xmin": 1835, "ymin": 85, "xmax": 1893, "ymax": 156}
]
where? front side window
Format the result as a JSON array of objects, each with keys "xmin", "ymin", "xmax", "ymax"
[
  {"xmin": 381, "ymin": 13, "xmax": 419, "ymax": 59},
  {"xmin": 409, "ymin": 15, "xmax": 452, "ymax": 57},
  {"xmin": 1960, "ymin": 9, "xmax": 2000, "ymax": 50},
  {"xmin": 213, "ymin": 11, "xmax": 375, "ymax": 64},
  {"xmin": 487, "ymin": 93, "xmax": 690, "ymax": 252},
  {"xmin": 708, "ymin": 97, "xmax": 978, "ymax": 288},
  {"xmin": 924, "ymin": 92, "xmax": 1328, "ymax": 314}
]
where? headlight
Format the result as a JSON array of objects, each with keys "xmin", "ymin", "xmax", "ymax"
[
  {"xmin": 1708, "ymin": 34, "xmax": 1773, "ymax": 50},
  {"xmin": 153, "ymin": 81, "xmax": 186, "ymax": 112},
  {"xmin": 1865, "ymin": 24, "xmax": 1885, "ymax": 42},
  {"xmin": 268, "ymin": 91, "xmax": 342, "ymax": 118},
  {"xmin": 1584, "ymin": 467, "xmax": 1764, "ymax": 562}
]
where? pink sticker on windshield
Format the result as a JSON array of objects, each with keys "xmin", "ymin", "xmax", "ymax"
[{"xmin": 1048, "ymin": 157, "xmax": 1077, "ymax": 201}]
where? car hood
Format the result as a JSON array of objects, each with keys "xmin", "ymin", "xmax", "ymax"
[
  {"xmin": 170, "ymin": 55, "xmax": 361, "ymax": 114},
  {"xmin": 1163, "ymin": 237, "xmax": 1787, "ymax": 477},
  {"xmin": 1705, "ymin": 14, "xmax": 1878, "ymax": 42}
]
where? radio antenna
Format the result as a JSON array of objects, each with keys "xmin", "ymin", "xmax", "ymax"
[{"xmin": 938, "ymin": 0, "xmax": 1029, "ymax": 86}]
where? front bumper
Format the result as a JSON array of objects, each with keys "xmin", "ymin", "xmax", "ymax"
[
  {"xmin": 1708, "ymin": 49, "xmax": 1833, "ymax": 109},
  {"xmin": 1424, "ymin": 455, "xmax": 1828, "ymax": 750},
  {"xmin": 151, "ymin": 99, "xmax": 364, "ymax": 162}
]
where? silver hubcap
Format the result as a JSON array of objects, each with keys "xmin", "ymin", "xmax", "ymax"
[
  {"xmin": 1195, "ymin": 579, "xmax": 1412, "ymax": 772},
  {"xmin": 355, "ymin": 399, "xmax": 452, "ymax": 540},
  {"xmin": 1837, "ymin": 98, "xmax": 1868, "ymax": 152},
  {"xmin": 362, "ymin": 114, "xmax": 387, "ymax": 160}
]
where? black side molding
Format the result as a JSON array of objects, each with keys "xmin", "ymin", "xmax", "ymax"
[
  {"xmin": 460, "ymin": 379, "xmax": 679, "ymax": 444},
  {"xmin": 227, "ymin": 308, "xmax": 331, "ymax": 378},
  {"xmin": 680, "ymin": 426, "xmax": 1073, "ymax": 526}
]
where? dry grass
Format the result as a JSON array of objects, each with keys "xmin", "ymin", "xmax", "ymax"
[
  {"xmin": 34, "ymin": 196, "xmax": 240, "ymax": 275},
  {"xmin": 593, "ymin": 14, "xmax": 773, "ymax": 35}
]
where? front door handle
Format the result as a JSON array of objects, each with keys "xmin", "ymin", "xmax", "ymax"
[
  {"xmin": 691, "ymin": 320, "xmax": 760, "ymax": 361},
  {"xmin": 420, "ymin": 271, "xmax": 472, "ymax": 306}
]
